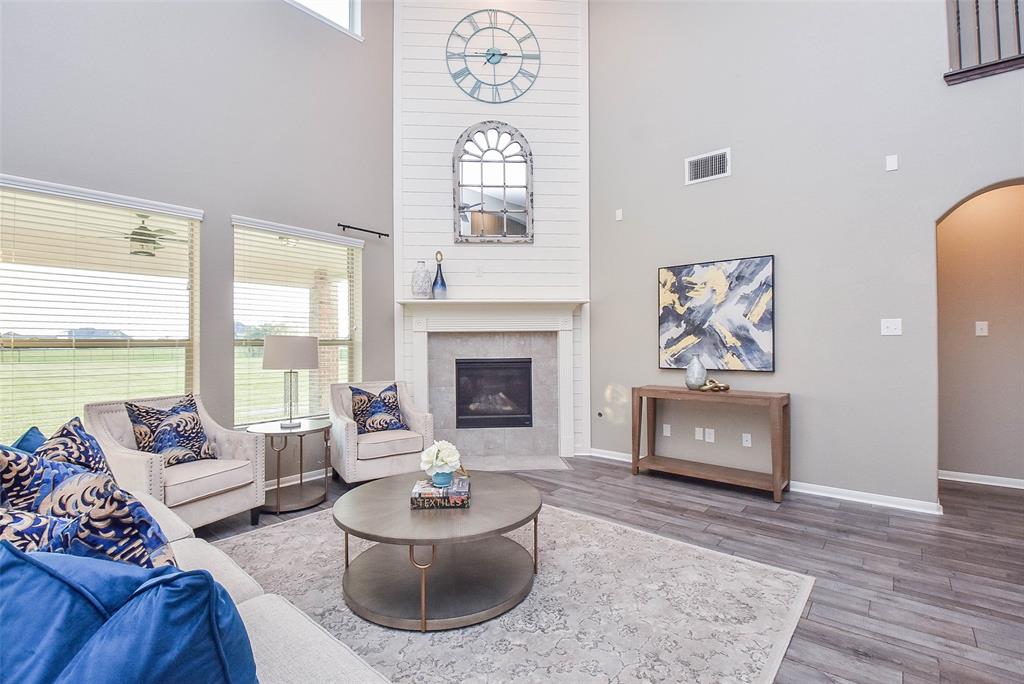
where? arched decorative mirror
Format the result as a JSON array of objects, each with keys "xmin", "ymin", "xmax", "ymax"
[{"xmin": 453, "ymin": 121, "xmax": 533, "ymax": 243}]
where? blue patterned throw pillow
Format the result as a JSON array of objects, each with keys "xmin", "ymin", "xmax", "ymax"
[
  {"xmin": 125, "ymin": 395, "xmax": 215, "ymax": 467},
  {"xmin": 0, "ymin": 447, "xmax": 175, "ymax": 568},
  {"xmin": 0, "ymin": 503, "xmax": 176, "ymax": 568},
  {"xmin": 0, "ymin": 446, "xmax": 86, "ymax": 511},
  {"xmin": 33, "ymin": 417, "xmax": 111, "ymax": 474},
  {"xmin": 350, "ymin": 383, "xmax": 409, "ymax": 434},
  {"xmin": 0, "ymin": 444, "xmax": 175, "ymax": 565}
]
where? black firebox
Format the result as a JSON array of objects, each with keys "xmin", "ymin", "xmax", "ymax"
[{"xmin": 455, "ymin": 358, "xmax": 533, "ymax": 429}]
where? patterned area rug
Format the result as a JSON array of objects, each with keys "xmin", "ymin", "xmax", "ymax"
[{"xmin": 216, "ymin": 505, "xmax": 812, "ymax": 683}]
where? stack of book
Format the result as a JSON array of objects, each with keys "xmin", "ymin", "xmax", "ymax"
[{"xmin": 410, "ymin": 476, "xmax": 471, "ymax": 509}]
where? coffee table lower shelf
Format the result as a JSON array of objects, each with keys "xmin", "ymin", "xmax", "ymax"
[{"xmin": 343, "ymin": 536, "xmax": 534, "ymax": 632}]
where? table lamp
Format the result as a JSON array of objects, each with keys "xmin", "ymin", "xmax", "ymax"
[{"xmin": 262, "ymin": 335, "xmax": 319, "ymax": 429}]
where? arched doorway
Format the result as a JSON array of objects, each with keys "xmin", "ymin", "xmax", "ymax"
[{"xmin": 935, "ymin": 180, "xmax": 1024, "ymax": 489}]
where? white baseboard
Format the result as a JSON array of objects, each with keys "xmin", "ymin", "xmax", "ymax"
[
  {"xmin": 579, "ymin": 448, "xmax": 631, "ymax": 462},
  {"xmin": 788, "ymin": 481, "xmax": 942, "ymax": 515},
  {"xmin": 577, "ymin": 449, "xmax": 943, "ymax": 514},
  {"xmin": 939, "ymin": 470, "xmax": 1024, "ymax": 490},
  {"xmin": 265, "ymin": 467, "xmax": 328, "ymax": 490}
]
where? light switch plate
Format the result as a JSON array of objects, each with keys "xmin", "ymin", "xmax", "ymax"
[
  {"xmin": 975, "ymin": 321, "xmax": 989, "ymax": 336},
  {"xmin": 885, "ymin": 154, "xmax": 899, "ymax": 171},
  {"xmin": 704, "ymin": 428, "xmax": 716, "ymax": 443},
  {"xmin": 741, "ymin": 433, "xmax": 752, "ymax": 448},
  {"xmin": 662, "ymin": 423, "xmax": 671, "ymax": 437},
  {"xmin": 615, "ymin": 209, "xmax": 623, "ymax": 221},
  {"xmin": 694, "ymin": 427, "xmax": 704, "ymax": 441},
  {"xmin": 880, "ymin": 318, "xmax": 903, "ymax": 336}
]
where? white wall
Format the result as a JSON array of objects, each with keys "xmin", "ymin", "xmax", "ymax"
[
  {"xmin": 588, "ymin": 0, "xmax": 1024, "ymax": 504},
  {"xmin": 393, "ymin": 0, "xmax": 590, "ymax": 450}
]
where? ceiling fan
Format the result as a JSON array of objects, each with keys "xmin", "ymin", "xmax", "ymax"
[{"xmin": 124, "ymin": 214, "xmax": 186, "ymax": 256}]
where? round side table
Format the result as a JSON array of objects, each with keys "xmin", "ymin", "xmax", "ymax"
[{"xmin": 247, "ymin": 418, "xmax": 332, "ymax": 514}]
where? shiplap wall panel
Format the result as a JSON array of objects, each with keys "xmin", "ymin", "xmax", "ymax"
[{"xmin": 395, "ymin": 0, "xmax": 589, "ymax": 452}]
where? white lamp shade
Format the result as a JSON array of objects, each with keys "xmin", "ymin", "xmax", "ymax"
[{"xmin": 262, "ymin": 335, "xmax": 319, "ymax": 370}]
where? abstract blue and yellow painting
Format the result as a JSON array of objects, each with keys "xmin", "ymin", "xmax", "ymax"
[{"xmin": 659, "ymin": 255, "xmax": 774, "ymax": 372}]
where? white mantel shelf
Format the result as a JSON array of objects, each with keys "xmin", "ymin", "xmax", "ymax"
[{"xmin": 396, "ymin": 299, "xmax": 589, "ymax": 306}]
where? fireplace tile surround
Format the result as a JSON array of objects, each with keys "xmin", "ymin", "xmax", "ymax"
[
  {"xmin": 397, "ymin": 300, "xmax": 585, "ymax": 464},
  {"xmin": 430, "ymin": 332, "xmax": 558, "ymax": 467}
]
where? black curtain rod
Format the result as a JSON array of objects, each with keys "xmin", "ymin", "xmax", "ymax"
[{"xmin": 338, "ymin": 223, "xmax": 390, "ymax": 239}]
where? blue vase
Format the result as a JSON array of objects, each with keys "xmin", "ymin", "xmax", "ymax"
[
  {"xmin": 431, "ymin": 262, "xmax": 447, "ymax": 299},
  {"xmin": 431, "ymin": 471, "xmax": 454, "ymax": 488}
]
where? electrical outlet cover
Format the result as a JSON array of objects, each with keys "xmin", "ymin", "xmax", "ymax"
[
  {"xmin": 880, "ymin": 318, "xmax": 903, "ymax": 336},
  {"xmin": 704, "ymin": 428, "xmax": 716, "ymax": 443},
  {"xmin": 662, "ymin": 423, "xmax": 671, "ymax": 437},
  {"xmin": 694, "ymin": 427, "xmax": 704, "ymax": 441},
  {"xmin": 742, "ymin": 433, "xmax": 752, "ymax": 447}
]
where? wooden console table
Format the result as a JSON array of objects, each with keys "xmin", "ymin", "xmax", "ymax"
[{"xmin": 631, "ymin": 385, "xmax": 791, "ymax": 502}]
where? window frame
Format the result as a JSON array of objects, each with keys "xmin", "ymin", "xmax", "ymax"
[
  {"xmin": 230, "ymin": 215, "xmax": 363, "ymax": 427},
  {"xmin": 0, "ymin": 175, "xmax": 203, "ymax": 440},
  {"xmin": 281, "ymin": 0, "xmax": 363, "ymax": 42},
  {"xmin": 452, "ymin": 120, "xmax": 535, "ymax": 244}
]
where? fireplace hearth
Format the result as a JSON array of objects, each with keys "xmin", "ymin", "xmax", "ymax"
[{"xmin": 455, "ymin": 358, "xmax": 533, "ymax": 429}]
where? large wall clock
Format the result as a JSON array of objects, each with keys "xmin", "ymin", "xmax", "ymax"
[{"xmin": 446, "ymin": 9, "xmax": 541, "ymax": 104}]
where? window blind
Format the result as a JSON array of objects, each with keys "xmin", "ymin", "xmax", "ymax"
[
  {"xmin": 233, "ymin": 222, "xmax": 362, "ymax": 426},
  {"xmin": 0, "ymin": 187, "xmax": 199, "ymax": 442}
]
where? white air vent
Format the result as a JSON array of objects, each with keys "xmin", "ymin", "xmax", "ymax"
[{"xmin": 685, "ymin": 148, "xmax": 731, "ymax": 185}]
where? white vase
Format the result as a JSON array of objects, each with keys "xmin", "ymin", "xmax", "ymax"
[
  {"xmin": 684, "ymin": 357, "xmax": 707, "ymax": 390},
  {"xmin": 411, "ymin": 260, "xmax": 431, "ymax": 299}
]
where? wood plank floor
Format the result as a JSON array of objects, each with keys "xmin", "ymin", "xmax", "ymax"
[{"xmin": 197, "ymin": 456, "xmax": 1024, "ymax": 683}]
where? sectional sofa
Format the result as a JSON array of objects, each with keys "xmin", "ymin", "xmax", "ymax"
[{"xmin": 130, "ymin": 490, "xmax": 388, "ymax": 683}]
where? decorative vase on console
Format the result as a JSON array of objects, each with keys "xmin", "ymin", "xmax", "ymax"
[
  {"xmin": 684, "ymin": 357, "xmax": 707, "ymax": 390},
  {"xmin": 431, "ymin": 250, "xmax": 447, "ymax": 299},
  {"xmin": 411, "ymin": 260, "xmax": 431, "ymax": 299}
]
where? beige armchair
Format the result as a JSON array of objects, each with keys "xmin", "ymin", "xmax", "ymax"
[
  {"xmin": 83, "ymin": 394, "xmax": 265, "ymax": 529},
  {"xmin": 329, "ymin": 381, "xmax": 433, "ymax": 483}
]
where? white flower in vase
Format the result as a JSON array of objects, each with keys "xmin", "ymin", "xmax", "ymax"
[{"xmin": 420, "ymin": 440, "xmax": 461, "ymax": 476}]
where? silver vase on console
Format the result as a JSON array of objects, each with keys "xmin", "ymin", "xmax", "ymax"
[
  {"xmin": 684, "ymin": 357, "xmax": 707, "ymax": 390},
  {"xmin": 411, "ymin": 260, "xmax": 431, "ymax": 299}
]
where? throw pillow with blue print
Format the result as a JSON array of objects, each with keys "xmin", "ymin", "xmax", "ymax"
[
  {"xmin": 126, "ymin": 394, "xmax": 215, "ymax": 466},
  {"xmin": 350, "ymin": 383, "xmax": 409, "ymax": 434},
  {"xmin": 0, "ymin": 446, "xmax": 88, "ymax": 511},
  {"xmin": 0, "ymin": 503, "xmax": 176, "ymax": 569},
  {"xmin": 0, "ymin": 447, "xmax": 175, "ymax": 567},
  {"xmin": 34, "ymin": 417, "xmax": 111, "ymax": 474}
]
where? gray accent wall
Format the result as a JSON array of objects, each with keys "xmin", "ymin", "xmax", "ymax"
[
  {"xmin": 0, "ymin": 0, "xmax": 396, "ymax": 439},
  {"xmin": 937, "ymin": 184, "xmax": 1024, "ymax": 480},
  {"xmin": 589, "ymin": 0, "xmax": 1024, "ymax": 503}
]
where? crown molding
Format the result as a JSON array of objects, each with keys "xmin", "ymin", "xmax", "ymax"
[
  {"xmin": 0, "ymin": 174, "xmax": 204, "ymax": 220},
  {"xmin": 231, "ymin": 215, "xmax": 364, "ymax": 249}
]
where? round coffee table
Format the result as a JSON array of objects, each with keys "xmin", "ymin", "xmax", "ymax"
[{"xmin": 332, "ymin": 472, "xmax": 541, "ymax": 632}]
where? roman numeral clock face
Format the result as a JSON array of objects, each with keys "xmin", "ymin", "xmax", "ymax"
[{"xmin": 446, "ymin": 9, "xmax": 541, "ymax": 103}]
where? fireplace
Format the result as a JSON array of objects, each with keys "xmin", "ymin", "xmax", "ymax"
[{"xmin": 455, "ymin": 358, "xmax": 533, "ymax": 429}]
